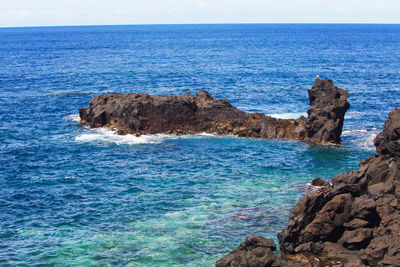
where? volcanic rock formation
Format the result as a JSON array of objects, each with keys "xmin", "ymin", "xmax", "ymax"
[
  {"xmin": 79, "ymin": 79, "xmax": 349, "ymax": 144},
  {"xmin": 304, "ymin": 78, "xmax": 350, "ymax": 143},
  {"xmin": 217, "ymin": 109, "xmax": 400, "ymax": 267}
]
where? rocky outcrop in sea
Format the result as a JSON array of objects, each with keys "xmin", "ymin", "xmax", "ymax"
[
  {"xmin": 217, "ymin": 108, "xmax": 400, "ymax": 267},
  {"xmin": 79, "ymin": 79, "xmax": 349, "ymax": 144}
]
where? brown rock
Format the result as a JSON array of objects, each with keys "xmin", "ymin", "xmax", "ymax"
[
  {"xmin": 79, "ymin": 79, "xmax": 349, "ymax": 144},
  {"xmin": 216, "ymin": 236, "xmax": 277, "ymax": 267},
  {"xmin": 274, "ymin": 108, "xmax": 400, "ymax": 266},
  {"xmin": 294, "ymin": 242, "xmax": 323, "ymax": 254},
  {"xmin": 374, "ymin": 108, "xmax": 400, "ymax": 157},
  {"xmin": 301, "ymin": 193, "xmax": 353, "ymax": 243},
  {"xmin": 343, "ymin": 218, "xmax": 370, "ymax": 229},
  {"xmin": 303, "ymin": 78, "xmax": 350, "ymax": 144},
  {"xmin": 368, "ymin": 183, "xmax": 385, "ymax": 196},
  {"xmin": 216, "ymin": 98, "xmax": 400, "ymax": 266},
  {"xmin": 339, "ymin": 229, "xmax": 373, "ymax": 250},
  {"xmin": 311, "ymin": 177, "xmax": 330, "ymax": 187},
  {"xmin": 218, "ymin": 106, "xmax": 400, "ymax": 266},
  {"xmin": 217, "ymin": 102, "xmax": 400, "ymax": 267},
  {"xmin": 350, "ymin": 195, "xmax": 378, "ymax": 222}
]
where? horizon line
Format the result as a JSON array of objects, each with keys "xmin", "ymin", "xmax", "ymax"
[{"xmin": 1, "ymin": 22, "xmax": 400, "ymax": 29}]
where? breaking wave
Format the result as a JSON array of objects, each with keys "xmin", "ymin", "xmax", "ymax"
[
  {"xmin": 75, "ymin": 128, "xmax": 169, "ymax": 145},
  {"xmin": 74, "ymin": 128, "xmax": 221, "ymax": 145},
  {"xmin": 268, "ymin": 112, "xmax": 307, "ymax": 119},
  {"xmin": 342, "ymin": 129, "xmax": 378, "ymax": 151},
  {"xmin": 63, "ymin": 114, "xmax": 80, "ymax": 122}
]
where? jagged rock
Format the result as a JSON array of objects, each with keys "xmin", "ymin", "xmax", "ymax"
[
  {"xmin": 300, "ymin": 193, "xmax": 353, "ymax": 243},
  {"xmin": 294, "ymin": 242, "xmax": 323, "ymax": 254},
  {"xmin": 216, "ymin": 236, "xmax": 277, "ymax": 267},
  {"xmin": 79, "ymin": 79, "xmax": 349, "ymax": 144},
  {"xmin": 350, "ymin": 195, "xmax": 378, "ymax": 221},
  {"xmin": 216, "ymin": 236, "xmax": 305, "ymax": 267},
  {"xmin": 277, "ymin": 108, "xmax": 400, "ymax": 266},
  {"xmin": 303, "ymin": 78, "xmax": 350, "ymax": 144},
  {"xmin": 339, "ymin": 228, "xmax": 373, "ymax": 250},
  {"xmin": 374, "ymin": 108, "xmax": 400, "ymax": 157},
  {"xmin": 217, "ymin": 109, "xmax": 400, "ymax": 267},
  {"xmin": 343, "ymin": 218, "xmax": 370, "ymax": 229},
  {"xmin": 310, "ymin": 177, "xmax": 330, "ymax": 187}
]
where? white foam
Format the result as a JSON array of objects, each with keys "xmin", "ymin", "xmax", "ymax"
[
  {"xmin": 342, "ymin": 128, "xmax": 377, "ymax": 151},
  {"xmin": 180, "ymin": 132, "xmax": 220, "ymax": 138},
  {"xmin": 63, "ymin": 114, "xmax": 80, "ymax": 122},
  {"xmin": 75, "ymin": 128, "xmax": 168, "ymax": 145},
  {"xmin": 359, "ymin": 133, "xmax": 377, "ymax": 151},
  {"xmin": 194, "ymin": 132, "xmax": 217, "ymax": 137},
  {"xmin": 306, "ymin": 183, "xmax": 326, "ymax": 190},
  {"xmin": 345, "ymin": 111, "xmax": 362, "ymax": 119},
  {"xmin": 342, "ymin": 129, "xmax": 368, "ymax": 135},
  {"xmin": 267, "ymin": 112, "xmax": 307, "ymax": 119}
]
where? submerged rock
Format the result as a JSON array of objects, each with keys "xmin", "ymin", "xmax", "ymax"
[
  {"xmin": 217, "ymin": 108, "xmax": 400, "ymax": 267},
  {"xmin": 79, "ymin": 79, "xmax": 349, "ymax": 144}
]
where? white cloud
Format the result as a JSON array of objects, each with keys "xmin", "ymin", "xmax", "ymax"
[
  {"xmin": 1, "ymin": 0, "xmax": 400, "ymax": 27},
  {"xmin": 0, "ymin": 9, "xmax": 33, "ymax": 21},
  {"xmin": 198, "ymin": 1, "xmax": 206, "ymax": 9}
]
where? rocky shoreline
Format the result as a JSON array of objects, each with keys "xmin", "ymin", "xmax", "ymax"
[
  {"xmin": 79, "ymin": 79, "xmax": 349, "ymax": 144},
  {"xmin": 78, "ymin": 78, "xmax": 400, "ymax": 266},
  {"xmin": 217, "ymin": 109, "xmax": 400, "ymax": 267}
]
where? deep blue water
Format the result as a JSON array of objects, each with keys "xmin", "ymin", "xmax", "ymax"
[{"xmin": 1, "ymin": 24, "xmax": 399, "ymax": 266}]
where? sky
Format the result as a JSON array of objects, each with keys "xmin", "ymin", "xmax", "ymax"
[{"xmin": 1, "ymin": 0, "xmax": 400, "ymax": 27}]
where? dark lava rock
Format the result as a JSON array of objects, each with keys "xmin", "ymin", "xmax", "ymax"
[
  {"xmin": 339, "ymin": 228, "xmax": 373, "ymax": 250},
  {"xmin": 216, "ymin": 236, "xmax": 277, "ymax": 267},
  {"xmin": 217, "ymin": 109, "xmax": 400, "ymax": 267},
  {"xmin": 310, "ymin": 177, "xmax": 330, "ymax": 187},
  {"xmin": 216, "ymin": 236, "xmax": 304, "ymax": 267},
  {"xmin": 79, "ymin": 79, "xmax": 349, "ymax": 144},
  {"xmin": 303, "ymin": 78, "xmax": 350, "ymax": 144},
  {"xmin": 374, "ymin": 108, "xmax": 400, "ymax": 157},
  {"xmin": 277, "ymin": 108, "xmax": 400, "ymax": 266}
]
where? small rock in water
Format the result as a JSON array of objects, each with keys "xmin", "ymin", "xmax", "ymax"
[{"xmin": 310, "ymin": 177, "xmax": 330, "ymax": 187}]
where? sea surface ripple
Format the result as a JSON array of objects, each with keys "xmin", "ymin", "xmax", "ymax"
[{"xmin": 1, "ymin": 24, "xmax": 399, "ymax": 266}]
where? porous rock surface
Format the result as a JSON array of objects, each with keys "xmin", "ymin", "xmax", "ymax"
[
  {"xmin": 217, "ymin": 109, "xmax": 400, "ymax": 267},
  {"xmin": 79, "ymin": 79, "xmax": 349, "ymax": 144},
  {"xmin": 304, "ymin": 78, "xmax": 350, "ymax": 143}
]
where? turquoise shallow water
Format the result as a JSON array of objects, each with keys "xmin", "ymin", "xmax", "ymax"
[{"xmin": 1, "ymin": 24, "xmax": 399, "ymax": 265}]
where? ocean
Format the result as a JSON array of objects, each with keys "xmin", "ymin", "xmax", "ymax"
[{"xmin": 1, "ymin": 24, "xmax": 399, "ymax": 266}]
